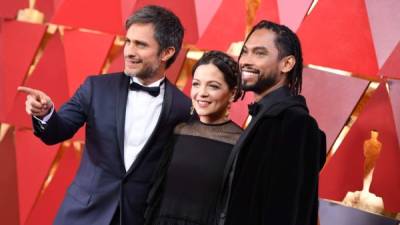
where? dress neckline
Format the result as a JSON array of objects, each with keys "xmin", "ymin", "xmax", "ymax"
[{"xmin": 197, "ymin": 119, "xmax": 232, "ymax": 127}]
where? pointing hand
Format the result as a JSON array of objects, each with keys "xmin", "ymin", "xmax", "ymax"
[{"xmin": 17, "ymin": 86, "xmax": 53, "ymax": 118}]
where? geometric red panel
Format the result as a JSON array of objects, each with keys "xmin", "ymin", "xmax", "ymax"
[
  {"xmin": 182, "ymin": 74, "xmax": 192, "ymax": 98},
  {"xmin": 0, "ymin": 21, "xmax": 46, "ymax": 122},
  {"xmin": 369, "ymin": 86, "xmax": 400, "ymax": 213},
  {"xmin": 165, "ymin": 48, "xmax": 188, "ymax": 84},
  {"xmin": 51, "ymin": 0, "xmax": 124, "ymax": 34},
  {"xmin": 387, "ymin": 79, "xmax": 400, "ymax": 159},
  {"xmin": 107, "ymin": 49, "xmax": 124, "ymax": 74},
  {"xmin": 319, "ymin": 82, "xmax": 400, "ymax": 212},
  {"xmin": 380, "ymin": 41, "xmax": 400, "ymax": 79},
  {"xmin": 254, "ymin": 0, "xmax": 280, "ymax": 25},
  {"xmin": 7, "ymin": 32, "xmax": 69, "ymax": 129},
  {"xmin": 24, "ymin": 145, "xmax": 81, "ymax": 225},
  {"xmin": 0, "ymin": 126, "xmax": 19, "ymax": 225},
  {"xmin": 302, "ymin": 67, "xmax": 369, "ymax": 149},
  {"xmin": 194, "ymin": 0, "xmax": 223, "ymax": 37},
  {"xmin": 121, "ymin": 0, "xmax": 138, "ymax": 26},
  {"xmin": 196, "ymin": 0, "xmax": 247, "ymax": 51},
  {"xmin": 63, "ymin": 29, "xmax": 114, "ymax": 96},
  {"xmin": 365, "ymin": 0, "xmax": 400, "ymax": 68},
  {"xmin": 297, "ymin": 0, "xmax": 379, "ymax": 77},
  {"xmin": 0, "ymin": 0, "xmax": 27, "ymax": 18},
  {"xmin": 132, "ymin": 0, "xmax": 199, "ymax": 44},
  {"xmin": 15, "ymin": 130, "xmax": 59, "ymax": 225},
  {"xmin": 230, "ymin": 91, "xmax": 254, "ymax": 127},
  {"xmin": 276, "ymin": 0, "xmax": 312, "ymax": 31}
]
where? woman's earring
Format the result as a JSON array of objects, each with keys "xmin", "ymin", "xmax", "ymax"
[
  {"xmin": 190, "ymin": 105, "xmax": 194, "ymax": 115},
  {"xmin": 225, "ymin": 102, "xmax": 231, "ymax": 118}
]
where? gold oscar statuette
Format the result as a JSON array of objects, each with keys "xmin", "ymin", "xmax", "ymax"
[
  {"xmin": 17, "ymin": 0, "xmax": 44, "ymax": 24},
  {"xmin": 342, "ymin": 130, "xmax": 384, "ymax": 214}
]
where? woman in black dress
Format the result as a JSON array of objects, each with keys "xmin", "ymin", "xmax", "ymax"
[{"xmin": 145, "ymin": 50, "xmax": 243, "ymax": 225}]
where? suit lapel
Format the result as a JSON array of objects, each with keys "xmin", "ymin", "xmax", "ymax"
[
  {"xmin": 125, "ymin": 79, "xmax": 173, "ymax": 176},
  {"xmin": 116, "ymin": 73, "xmax": 130, "ymax": 167}
]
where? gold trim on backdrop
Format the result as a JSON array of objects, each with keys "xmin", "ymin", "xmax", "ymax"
[
  {"xmin": 101, "ymin": 36, "xmax": 124, "ymax": 74},
  {"xmin": 78, "ymin": 28, "xmax": 108, "ymax": 35},
  {"xmin": 28, "ymin": 140, "xmax": 84, "ymax": 220},
  {"xmin": 305, "ymin": 64, "xmax": 382, "ymax": 81},
  {"xmin": 39, "ymin": 145, "xmax": 67, "ymax": 196},
  {"xmin": 47, "ymin": 24, "xmax": 58, "ymax": 34},
  {"xmin": 186, "ymin": 50, "xmax": 204, "ymax": 60},
  {"xmin": 245, "ymin": 0, "xmax": 261, "ymax": 35},
  {"xmin": 307, "ymin": 64, "xmax": 352, "ymax": 77},
  {"xmin": 174, "ymin": 48, "xmax": 201, "ymax": 90},
  {"xmin": 227, "ymin": 41, "xmax": 244, "ymax": 57},
  {"xmin": 25, "ymin": 26, "xmax": 58, "ymax": 80},
  {"xmin": 306, "ymin": 0, "xmax": 319, "ymax": 16},
  {"xmin": 0, "ymin": 123, "xmax": 11, "ymax": 142},
  {"xmin": 114, "ymin": 35, "xmax": 126, "ymax": 46},
  {"xmin": 324, "ymin": 81, "xmax": 380, "ymax": 165}
]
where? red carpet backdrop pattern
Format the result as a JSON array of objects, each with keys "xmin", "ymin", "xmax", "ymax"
[{"xmin": 0, "ymin": 0, "xmax": 399, "ymax": 224}]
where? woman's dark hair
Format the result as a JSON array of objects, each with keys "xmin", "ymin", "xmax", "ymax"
[
  {"xmin": 192, "ymin": 50, "xmax": 243, "ymax": 102},
  {"xmin": 240, "ymin": 20, "xmax": 303, "ymax": 95},
  {"xmin": 126, "ymin": 5, "xmax": 184, "ymax": 69}
]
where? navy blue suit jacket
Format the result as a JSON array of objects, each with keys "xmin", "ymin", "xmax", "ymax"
[{"xmin": 33, "ymin": 72, "xmax": 191, "ymax": 225}]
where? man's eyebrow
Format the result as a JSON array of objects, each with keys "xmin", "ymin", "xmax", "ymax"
[
  {"xmin": 252, "ymin": 46, "xmax": 268, "ymax": 52},
  {"xmin": 133, "ymin": 39, "xmax": 149, "ymax": 46}
]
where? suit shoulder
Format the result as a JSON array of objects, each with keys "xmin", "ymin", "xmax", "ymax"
[
  {"xmin": 168, "ymin": 82, "xmax": 190, "ymax": 103},
  {"xmin": 283, "ymin": 105, "xmax": 313, "ymax": 121}
]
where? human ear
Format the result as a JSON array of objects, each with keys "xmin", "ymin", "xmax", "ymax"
[
  {"xmin": 229, "ymin": 87, "xmax": 237, "ymax": 102},
  {"xmin": 160, "ymin": 47, "xmax": 176, "ymax": 62},
  {"xmin": 280, "ymin": 55, "xmax": 296, "ymax": 73}
]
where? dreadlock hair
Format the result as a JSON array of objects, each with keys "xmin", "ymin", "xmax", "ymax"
[
  {"xmin": 192, "ymin": 50, "xmax": 243, "ymax": 102},
  {"xmin": 241, "ymin": 20, "xmax": 303, "ymax": 95}
]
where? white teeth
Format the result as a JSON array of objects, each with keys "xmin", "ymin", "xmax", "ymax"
[
  {"xmin": 242, "ymin": 71, "xmax": 258, "ymax": 78},
  {"xmin": 242, "ymin": 71, "xmax": 257, "ymax": 74}
]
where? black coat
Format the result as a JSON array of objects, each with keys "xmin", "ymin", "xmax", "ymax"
[
  {"xmin": 224, "ymin": 87, "xmax": 326, "ymax": 225},
  {"xmin": 33, "ymin": 72, "xmax": 191, "ymax": 225}
]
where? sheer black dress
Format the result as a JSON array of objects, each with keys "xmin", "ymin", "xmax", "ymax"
[{"xmin": 144, "ymin": 120, "xmax": 242, "ymax": 225}]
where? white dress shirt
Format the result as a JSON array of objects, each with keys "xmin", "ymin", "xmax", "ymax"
[{"xmin": 124, "ymin": 76, "xmax": 165, "ymax": 171}]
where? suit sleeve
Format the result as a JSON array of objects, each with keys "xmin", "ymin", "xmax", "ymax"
[
  {"xmin": 259, "ymin": 113, "xmax": 325, "ymax": 225},
  {"xmin": 34, "ymin": 77, "xmax": 92, "ymax": 145}
]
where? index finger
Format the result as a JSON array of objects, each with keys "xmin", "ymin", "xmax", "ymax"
[{"xmin": 17, "ymin": 86, "xmax": 39, "ymax": 96}]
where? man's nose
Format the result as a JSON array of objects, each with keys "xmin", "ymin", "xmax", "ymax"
[
  {"xmin": 124, "ymin": 44, "xmax": 137, "ymax": 57},
  {"xmin": 239, "ymin": 55, "xmax": 252, "ymax": 68}
]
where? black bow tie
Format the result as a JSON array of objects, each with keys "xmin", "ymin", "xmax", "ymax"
[
  {"xmin": 248, "ymin": 102, "xmax": 260, "ymax": 116},
  {"xmin": 129, "ymin": 81, "xmax": 161, "ymax": 97}
]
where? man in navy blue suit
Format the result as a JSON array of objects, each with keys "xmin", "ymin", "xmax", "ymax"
[{"xmin": 18, "ymin": 5, "xmax": 191, "ymax": 225}]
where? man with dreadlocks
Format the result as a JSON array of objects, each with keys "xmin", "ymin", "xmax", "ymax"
[{"xmin": 219, "ymin": 20, "xmax": 326, "ymax": 225}]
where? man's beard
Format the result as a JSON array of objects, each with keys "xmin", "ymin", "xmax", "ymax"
[
  {"xmin": 125, "ymin": 61, "xmax": 160, "ymax": 81},
  {"xmin": 242, "ymin": 71, "xmax": 279, "ymax": 94}
]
